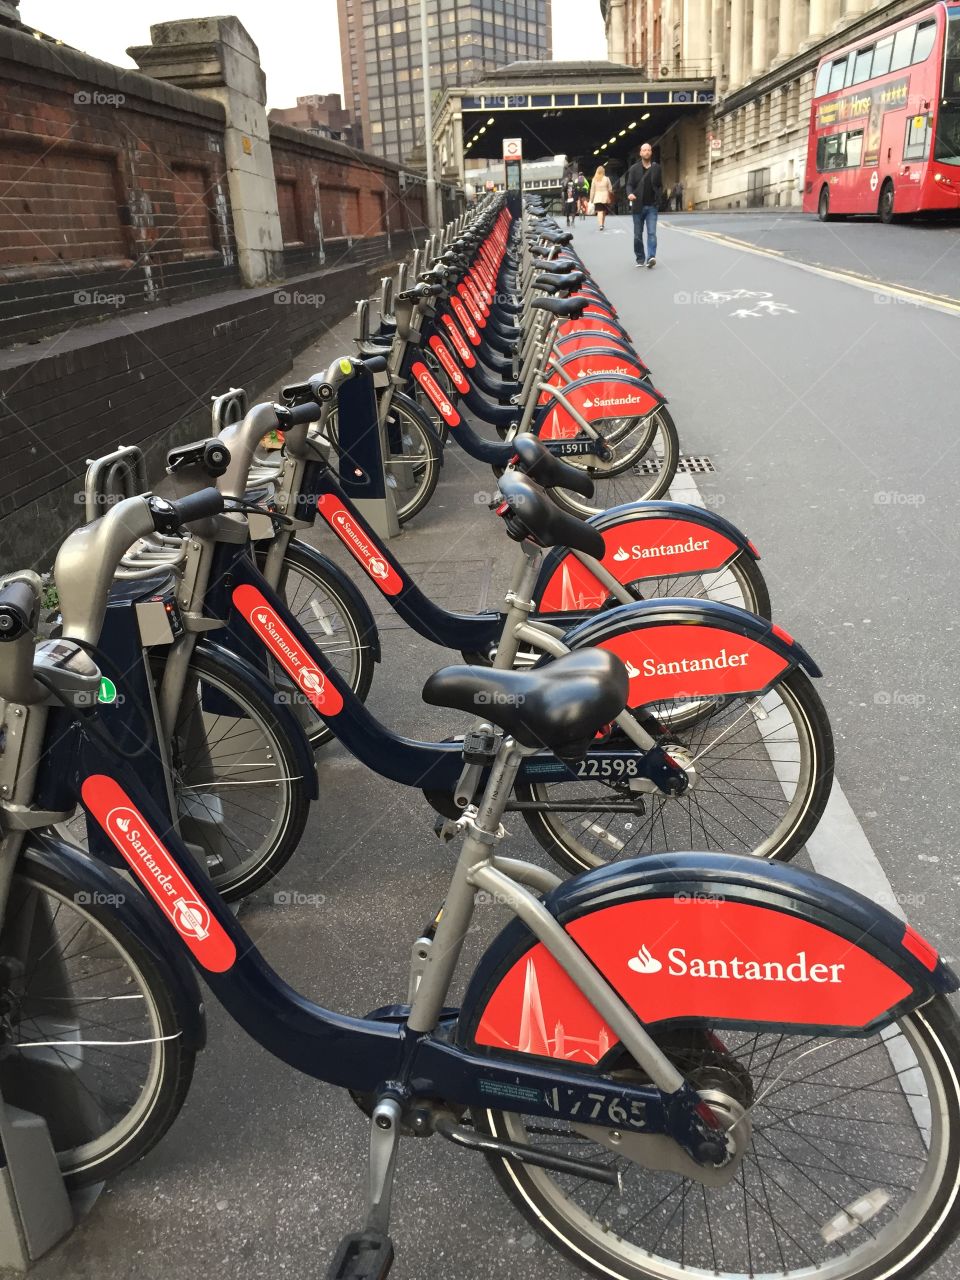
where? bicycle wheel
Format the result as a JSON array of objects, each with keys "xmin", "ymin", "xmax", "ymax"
[
  {"xmin": 517, "ymin": 667, "xmax": 833, "ymax": 872},
  {"xmin": 474, "ymin": 996, "xmax": 960, "ymax": 1280},
  {"xmin": 257, "ymin": 541, "xmax": 377, "ymax": 748},
  {"xmin": 0, "ymin": 858, "xmax": 195, "ymax": 1188},
  {"xmin": 549, "ymin": 408, "xmax": 680, "ymax": 516},
  {"xmin": 157, "ymin": 648, "xmax": 310, "ymax": 900},
  {"xmin": 623, "ymin": 550, "xmax": 772, "ymax": 618},
  {"xmin": 324, "ymin": 394, "xmax": 442, "ymax": 525}
]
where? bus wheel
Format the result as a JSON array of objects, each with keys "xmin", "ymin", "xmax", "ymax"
[
  {"xmin": 817, "ymin": 186, "xmax": 832, "ymax": 221},
  {"xmin": 879, "ymin": 179, "xmax": 896, "ymax": 223}
]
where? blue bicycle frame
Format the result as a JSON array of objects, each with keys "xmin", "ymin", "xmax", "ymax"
[{"xmin": 208, "ymin": 541, "xmax": 675, "ymax": 793}]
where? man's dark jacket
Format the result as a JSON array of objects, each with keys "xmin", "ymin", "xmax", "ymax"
[{"xmin": 625, "ymin": 160, "xmax": 663, "ymax": 209}]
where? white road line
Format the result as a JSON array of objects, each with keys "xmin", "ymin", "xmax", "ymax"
[{"xmin": 667, "ymin": 468, "xmax": 906, "ymax": 919}]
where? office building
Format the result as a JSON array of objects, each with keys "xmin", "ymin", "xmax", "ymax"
[{"xmin": 338, "ymin": 0, "xmax": 552, "ymax": 162}]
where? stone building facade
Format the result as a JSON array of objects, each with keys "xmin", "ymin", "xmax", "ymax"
[{"xmin": 602, "ymin": 0, "xmax": 930, "ymax": 207}]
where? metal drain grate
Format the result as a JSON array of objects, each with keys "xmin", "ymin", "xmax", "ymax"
[
  {"xmin": 678, "ymin": 456, "xmax": 716, "ymax": 474},
  {"xmin": 634, "ymin": 456, "xmax": 715, "ymax": 475}
]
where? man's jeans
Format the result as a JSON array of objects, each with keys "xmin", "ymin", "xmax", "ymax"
[{"xmin": 632, "ymin": 205, "xmax": 658, "ymax": 261}]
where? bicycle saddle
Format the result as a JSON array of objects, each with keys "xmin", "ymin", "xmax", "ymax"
[
  {"xmin": 530, "ymin": 295, "xmax": 589, "ymax": 319},
  {"xmin": 509, "ymin": 433, "xmax": 595, "ymax": 499},
  {"xmin": 496, "ymin": 471, "xmax": 603, "ymax": 558},
  {"xmin": 422, "ymin": 649, "xmax": 628, "ymax": 757},
  {"xmin": 534, "ymin": 272, "xmax": 586, "ymax": 294}
]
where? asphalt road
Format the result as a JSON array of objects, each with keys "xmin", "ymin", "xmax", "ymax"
[
  {"xmin": 663, "ymin": 207, "xmax": 960, "ymax": 300},
  {"xmin": 29, "ymin": 217, "xmax": 960, "ymax": 1280}
]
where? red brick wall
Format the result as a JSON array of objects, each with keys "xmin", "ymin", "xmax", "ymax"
[
  {"xmin": 0, "ymin": 25, "xmax": 238, "ymax": 340},
  {"xmin": 269, "ymin": 122, "xmax": 429, "ymax": 263},
  {"xmin": 0, "ymin": 26, "xmax": 433, "ymax": 344}
]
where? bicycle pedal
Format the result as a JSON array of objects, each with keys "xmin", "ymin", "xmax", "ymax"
[{"xmin": 327, "ymin": 1231, "xmax": 394, "ymax": 1280}]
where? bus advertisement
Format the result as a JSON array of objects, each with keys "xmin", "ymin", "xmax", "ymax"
[{"xmin": 803, "ymin": 3, "xmax": 960, "ymax": 221}]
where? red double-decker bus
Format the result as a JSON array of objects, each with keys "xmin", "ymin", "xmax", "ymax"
[{"xmin": 803, "ymin": 2, "xmax": 960, "ymax": 221}]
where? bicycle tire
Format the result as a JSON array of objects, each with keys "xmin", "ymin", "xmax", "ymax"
[
  {"xmin": 548, "ymin": 407, "xmax": 680, "ymax": 516},
  {"xmin": 0, "ymin": 857, "xmax": 195, "ymax": 1188},
  {"xmin": 472, "ymin": 995, "xmax": 960, "ymax": 1280},
  {"xmin": 516, "ymin": 666, "xmax": 833, "ymax": 871},
  {"xmin": 152, "ymin": 647, "xmax": 310, "ymax": 901}
]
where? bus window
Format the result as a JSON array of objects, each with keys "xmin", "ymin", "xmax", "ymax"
[
  {"xmin": 852, "ymin": 47, "xmax": 874, "ymax": 84},
  {"xmin": 817, "ymin": 134, "xmax": 847, "ymax": 170},
  {"xmin": 934, "ymin": 102, "xmax": 960, "ymax": 165},
  {"xmin": 890, "ymin": 24, "xmax": 917, "ymax": 72},
  {"xmin": 844, "ymin": 55, "xmax": 858, "ymax": 87},
  {"xmin": 872, "ymin": 36, "xmax": 894, "ymax": 77},
  {"xmin": 828, "ymin": 57, "xmax": 848, "ymax": 92},
  {"xmin": 815, "ymin": 62, "xmax": 831, "ymax": 97},
  {"xmin": 846, "ymin": 130, "xmax": 864, "ymax": 166},
  {"xmin": 903, "ymin": 113, "xmax": 931, "ymax": 160},
  {"xmin": 912, "ymin": 19, "xmax": 936, "ymax": 64}
]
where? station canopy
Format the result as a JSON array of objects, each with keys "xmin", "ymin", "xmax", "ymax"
[{"xmin": 442, "ymin": 61, "xmax": 715, "ymax": 171}]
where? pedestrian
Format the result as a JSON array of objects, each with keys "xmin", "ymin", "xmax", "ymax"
[
  {"xmin": 577, "ymin": 171, "xmax": 589, "ymax": 219},
  {"xmin": 673, "ymin": 180, "xmax": 684, "ymax": 212},
  {"xmin": 625, "ymin": 142, "xmax": 663, "ymax": 268},
  {"xmin": 589, "ymin": 165, "xmax": 614, "ymax": 231},
  {"xmin": 562, "ymin": 175, "xmax": 577, "ymax": 226}
]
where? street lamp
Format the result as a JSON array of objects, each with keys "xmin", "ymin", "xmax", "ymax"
[{"xmin": 420, "ymin": 0, "xmax": 439, "ymax": 232}]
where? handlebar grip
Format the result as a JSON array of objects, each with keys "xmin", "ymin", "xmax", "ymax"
[
  {"xmin": 163, "ymin": 488, "xmax": 225, "ymax": 530},
  {"xmin": 0, "ymin": 580, "xmax": 39, "ymax": 642},
  {"xmin": 279, "ymin": 401, "xmax": 324, "ymax": 427}
]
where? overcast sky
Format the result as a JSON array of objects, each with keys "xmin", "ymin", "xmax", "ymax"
[{"xmin": 20, "ymin": 1, "xmax": 608, "ymax": 110}]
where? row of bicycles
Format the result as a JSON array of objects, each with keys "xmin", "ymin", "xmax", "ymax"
[{"xmin": 0, "ymin": 191, "xmax": 958, "ymax": 1280}]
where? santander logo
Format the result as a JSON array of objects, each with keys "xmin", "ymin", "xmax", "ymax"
[
  {"xmin": 412, "ymin": 361, "xmax": 461, "ymax": 427},
  {"xmin": 451, "ymin": 297, "xmax": 479, "ymax": 343},
  {"xmin": 316, "ymin": 497, "xmax": 403, "ymax": 596},
  {"xmin": 80, "ymin": 776, "xmax": 236, "ymax": 973},
  {"xmin": 441, "ymin": 315, "xmax": 475, "ymax": 366},
  {"xmin": 627, "ymin": 943, "xmax": 846, "ymax": 985},
  {"xmin": 233, "ymin": 584, "xmax": 344, "ymax": 714},
  {"xmin": 581, "ymin": 395, "xmax": 648, "ymax": 410},
  {"xmin": 612, "ymin": 535, "xmax": 710, "ymax": 562},
  {"xmin": 428, "ymin": 335, "xmax": 469, "ymax": 392},
  {"xmin": 627, "ymin": 944, "xmax": 662, "ymax": 974}
]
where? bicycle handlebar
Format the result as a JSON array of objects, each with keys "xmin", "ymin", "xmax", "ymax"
[
  {"xmin": 0, "ymin": 578, "xmax": 40, "ymax": 643},
  {"xmin": 0, "ymin": 572, "xmax": 45, "ymax": 707}
]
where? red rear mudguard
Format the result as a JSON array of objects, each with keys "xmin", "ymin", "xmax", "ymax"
[
  {"xmin": 533, "ymin": 501, "xmax": 760, "ymax": 614},
  {"xmin": 458, "ymin": 852, "xmax": 957, "ymax": 1063}
]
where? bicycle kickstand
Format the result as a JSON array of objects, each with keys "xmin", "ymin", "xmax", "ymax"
[{"xmin": 326, "ymin": 1096, "xmax": 401, "ymax": 1279}]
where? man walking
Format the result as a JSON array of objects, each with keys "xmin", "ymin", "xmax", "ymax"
[
  {"xmin": 673, "ymin": 180, "xmax": 684, "ymax": 212},
  {"xmin": 626, "ymin": 143, "xmax": 663, "ymax": 268}
]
